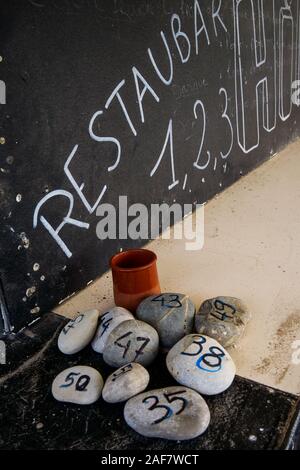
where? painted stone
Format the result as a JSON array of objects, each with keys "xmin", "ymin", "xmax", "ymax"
[
  {"xmin": 91, "ymin": 307, "xmax": 134, "ymax": 354},
  {"xmin": 103, "ymin": 319, "xmax": 159, "ymax": 368},
  {"xmin": 136, "ymin": 293, "xmax": 196, "ymax": 350},
  {"xmin": 166, "ymin": 334, "xmax": 236, "ymax": 395},
  {"xmin": 51, "ymin": 366, "xmax": 103, "ymax": 405},
  {"xmin": 124, "ymin": 386, "xmax": 210, "ymax": 440},
  {"xmin": 102, "ymin": 362, "xmax": 150, "ymax": 403},
  {"xmin": 195, "ymin": 296, "xmax": 250, "ymax": 347},
  {"xmin": 58, "ymin": 309, "xmax": 99, "ymax": 355}
]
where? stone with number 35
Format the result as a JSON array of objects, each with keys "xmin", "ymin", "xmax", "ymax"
[
  {"xmin": 124, "ymin": 386, "xmax": 210, "ymax": 440},
  {"xmin": 51, "ymin": 366, "xmax": 104, "ymax": 405},
  {"xmin": 166, "ymin": 334, "xmax": 236, "ymax": 395}
]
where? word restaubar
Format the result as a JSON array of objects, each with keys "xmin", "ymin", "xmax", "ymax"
[{"xmin": 33, "ymin": 0, "xmax": 299, "ymax": 258}]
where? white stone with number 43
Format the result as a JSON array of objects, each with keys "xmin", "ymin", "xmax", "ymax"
[
  {"xmin": 52, "ymin": 366, "xmax": 104, "ymax": 405},
  {"xmin": 102, "ymin": 362, "xmax": 150, "ymax": 403},
  {"xmin": 166, "ymin": 334, "xmax": 236, "ymax": 395}
]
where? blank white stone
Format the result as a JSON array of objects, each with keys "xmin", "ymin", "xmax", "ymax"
[
  {"xmin": 58, "ymin": 309, "xmax": 99, "ymax": 355},
  {"xmin": 51, "ymin": 366, "xmax": 103, "ymax": 405},
  {"xmin": 91, "ymin": 307, "xmax": 134, "ymax": 354},
  {"xmin": 103, "ymin": 319, "xmax": 159, "ymax": 368},
  {"xmin": 102, "ymin": 362, "xmax": 149, "ymax": 403},
  {"xmin": 124, "ymin": 386, "xmax": 210, "ymax": 440},
  {"xmin": 166, "ymin": 334, "xmax": 236, "ymax": 395}
]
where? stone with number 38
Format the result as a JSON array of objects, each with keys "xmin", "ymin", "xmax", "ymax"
[{"xmin": 166, "ymin": 334, "xmax": 236, "ymax": 395}]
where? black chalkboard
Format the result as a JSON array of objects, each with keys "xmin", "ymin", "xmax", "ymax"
[{"xmin": 1, "ymin": 0, "xmax": 300, "ymax": 333}]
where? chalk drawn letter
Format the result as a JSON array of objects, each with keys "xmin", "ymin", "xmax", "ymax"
[
  {"xmin": 64, "ymin": 145, "xmax": 107, "ymax": 214},
  {"xmin": 194, "ymin": 0, "xmax": 210, "ymax": 54},
  {"xmin": 171, "ymin": 14, "xmax": 191, "ymax": 63},
  {"xmin": 105, "ymin": 80, "xmax": 137, "ymax": 136},
  {"xmin": 279, "ymin": 4, "xmax": 294, "ymax": 121},
  {"xmin": 132, "ymin": 66, "xmax": 160, "ymax": 123},
  {"xmin": 33, "ymin": 190, "xmax": 89, "ymax": 258},
  {"xmin": 212, "ymin": 0, "xmax": 228, "ymax": 37},
  {"xmin": 234, "ymin": 0, "xmax": 277, "ymax": 154},
  {"xmin": 89, "ymin": 110, "xmax": 121, "ymax": 172},
  {"xmin": 148, "ymin": 31, "xmax": 174, "ymax": 86}
]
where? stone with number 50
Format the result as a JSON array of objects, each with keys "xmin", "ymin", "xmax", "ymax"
[
  {"xmin": 166, "ymin": 334, "xmax": 236, "ymax": 395},
  {"xmin": 51, "ymin": 366, "xmax": 104, "ymax": 405}
]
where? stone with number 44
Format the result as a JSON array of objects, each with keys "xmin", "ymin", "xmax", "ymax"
[
  {"xmin": 58, "ymin": 309, "xmax": 99, "ymax": 355},
  {"xmin": 102, "ymin": 363, "xmax": 150, "ymax": 403},
  {"xmin": 124, "ymin": 386, "xmax": 210, "ymax": 440},
  {"xmin": 103, "ymin": 319, "xmax": 159, "ymax": 368},
  {"xmin": 52, "ymin": 366, "xmax": 104, "ymax": 405},
  {"xmin": 91, "ymin": 307, "xmax": 134, "ymax": 354},
  {"xmin": 136, "ymin": 293, "xmax": 196, "ymax": 350},
  {"xmin": 195, "ymin": 296, "xmax": 250, "ymax": 348},
  {"xmin": 166, "ymin": 334, "xmax": 236, "ymax": 395}
]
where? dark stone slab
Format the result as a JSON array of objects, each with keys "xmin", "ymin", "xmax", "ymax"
[{"xmin": 0, "ymin": 312, "xmax": 299, "ymax": 450}]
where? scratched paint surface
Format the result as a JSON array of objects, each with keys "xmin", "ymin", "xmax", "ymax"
[{"xmin": 1, "ymin": 0, "xmax": 300, "ymax": 332}]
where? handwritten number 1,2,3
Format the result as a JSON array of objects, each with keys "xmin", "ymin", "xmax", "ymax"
[
  {"xmin": 152, "ymin": 294, "xmax": 182, "ymax": 308},
  {"xmin": 60, "ymin": 372, "xmax": 90, "ymax": 392},
  {"xmin": 181, "ymin": 335, "xmax": 225, "ymax": 373},
  {"xmin": 62, "ymin": 314, "xmax": 84, "ymax": 335},
  {"xmin": 143, "ymin": 390, "xmax": 187, "ymax": 425},
  {"xmin": 114, "ymin": 332, "xmax": 150, "ymax": 360}
]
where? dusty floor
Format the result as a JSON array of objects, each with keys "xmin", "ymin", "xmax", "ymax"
[{"xmin": 55, "ymin": 139, "xmax": 300, "ymax": 396}]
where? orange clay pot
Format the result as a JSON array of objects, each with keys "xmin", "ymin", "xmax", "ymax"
[{"xmin": 110, "ymin": 249, "xmax": 161, "ymax": 313}]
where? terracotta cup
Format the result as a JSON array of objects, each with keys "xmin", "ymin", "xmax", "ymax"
[{"xmin": 110, "ymin": 249, "xmax": 161, "ymax": 312}]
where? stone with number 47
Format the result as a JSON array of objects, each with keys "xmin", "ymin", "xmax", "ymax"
[
  {"xmin": 103, "ymin": 319, "xmax": 159, "ymax": 368},
  {"xmin": 102, "ymin": 362, "xmax": 150, "ymax": 403},
  {"xmin": 52, "ymin": 366, "xmax": 104, "ymax": 405},
  {"xmin": 58, "ymin": 309, "xmax": 99, "ymax": 355},
  {"xmin": 124, "ymin": 386, "xmax": 210, "ymax": 440},
  {"xmin": 166, "ymin": 334, "xmax": 236, "ymax": 395},
  {"xmin": 136, "ymin": 293, "xmax": 196, "ymax": 350}
]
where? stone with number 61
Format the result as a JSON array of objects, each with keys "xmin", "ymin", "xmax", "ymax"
[
  {"xmin": 124, "ymin": 386, "xmax": 210, "ymax": 440},
  {"xmin": 51, "ymin": 366, "xmax": 104, "ymax": 405},
  {"xmin": 102, "ymin": 362, "xmax": 150, "ymax": 403},
  {"xmin": 103, "ymin": 319, "xmax": 159, "ymax": 368},
  {"xmin": 136, "ymin": 293, "xmax": 195, "ymax": 350},
  {"xmin": 166, "ymin": 334, "xmax": 236, "ymax": 395}
]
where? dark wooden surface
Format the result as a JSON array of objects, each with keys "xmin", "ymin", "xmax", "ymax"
[
  {"xmin": 1, "ymin": 0, "xmax": 300, "ymax": 333},
  {"xmin": 0, "ymin": 312, "xmax": 299, "ymax": 450}
]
